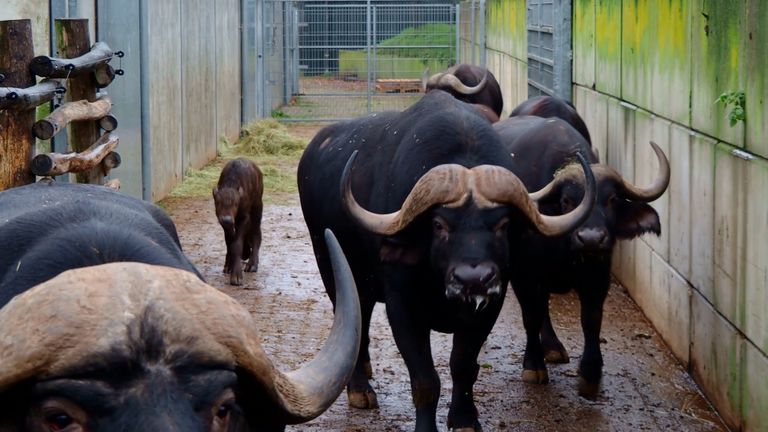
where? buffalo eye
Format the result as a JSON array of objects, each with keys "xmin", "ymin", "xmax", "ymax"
[
  {"xmin": 45, "ymin": 413, "xmax": 74, "ymax": 431},
  {"xmin": 606, "ymin": 193, "xmax": 619, "ymax": 207},
  {"xmin": 432, "ymin": 217, "xmax": 450, "ymax": 238},
  {"xmin": 560, "ymin": 195, "xmax": 576, "ymax": 212},
  {"xmin": 494, "ymin": 217, "xmax": 509, "ymax": 235},
  {"xmin": 210, "ymin": 389, "xmax": 236, "ymax": 432}
]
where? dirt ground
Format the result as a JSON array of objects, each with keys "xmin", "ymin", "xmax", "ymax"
[{"xmin": 161, "ymin": 124, "xmax": 729, "ymax": 432}]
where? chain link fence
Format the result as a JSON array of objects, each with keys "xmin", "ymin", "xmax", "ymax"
[{"xmin": 249, "ymin": 0, "xmax": 484, "ymax": 122}]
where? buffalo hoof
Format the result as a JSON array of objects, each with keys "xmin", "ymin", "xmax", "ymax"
[
  {"xmin": 230, "ymin": 272, "xmax": 243, "ymax": 286},
  {"xmin": 577, "ymin": 376, "xmax": 600, "ymax": 400},
  {"xmin": 451, "ymin": 427, "xmax": 482, "ymax": 432},
  {"xmin": 245, "ymin": 260, "xmax": 258, "ymax": 273},
  {"xmin": 544, "ymin": 348, "xmax": 570, "ymax": 363},
  {"xmin": 223, "ymin": 265, "xmax": 231, "ymax": 274},
  {"xmin": 348, "ymin": 388, "xmax": 379, "ymax": 409},
  {"xmin": 521, "ymin": 368, "xmax": 549, "ymax": 384}
]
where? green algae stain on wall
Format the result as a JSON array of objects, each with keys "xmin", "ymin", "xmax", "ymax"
[
  {"xmin": 746, "ymin": 0, "xmax": 768, "ymax": 158},
  {"xmin": 691, "ymin": 0, "xmax": 746, "ymax": 147},
  {"xmin": 486, "ymin": 0, "xmax": 526, "ymax": 60},
  {"xmin": 573, "ymin": 0, "xmax": 595, "ymax": 87},
  {"xmin": 595, "ymin": 0, "xmax": 621, "ymax": 94},
  {"xmin": 621, "ymin": 0, "xmax": 691, "ymax": 124}
]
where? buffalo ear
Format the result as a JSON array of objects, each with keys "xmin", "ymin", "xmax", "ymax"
[
  {"xmin": 379, "ymin": 238, "xmax": 424, "ymax": 264},
  {"xmin": 615, "ymin": 201, "xmax": 661, "ymax": 239}
]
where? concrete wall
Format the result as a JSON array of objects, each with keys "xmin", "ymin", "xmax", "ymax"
[
  {"xmin": 459, "ymin": 0, "xmax": 527, "ymax": 116},
  {"xmin": 573, "ymin": 1, "xmax": 767, "ymax": 430}
]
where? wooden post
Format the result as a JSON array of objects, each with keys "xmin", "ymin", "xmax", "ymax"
[
  {"xmin": 56, "ymin": 19, "xmax": 103, "ymax": 184},
  {"xmin": 0, "ymin": 19, "xmax": 36, "ymax": 190}
]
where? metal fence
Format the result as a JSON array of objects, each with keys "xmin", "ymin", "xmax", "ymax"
[{"xmin": 252, "ymin": 0, "xmax": 468, "ymax": 122}]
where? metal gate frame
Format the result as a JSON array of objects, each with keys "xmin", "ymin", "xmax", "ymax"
[
  {"xmin": 526, "ymin": 0, "xmax": 572, "ymax": 101},
  {"xmin": 251, "ymin": 0, "xmax": 464, "ymax": 122}
]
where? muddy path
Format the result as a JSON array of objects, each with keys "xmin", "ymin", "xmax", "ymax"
[{"xmin": 163, "ymin": 190, "xmax": 727, "ymax": 432}]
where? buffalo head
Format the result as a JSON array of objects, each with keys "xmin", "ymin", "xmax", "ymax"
[
  {"xmin": 341, "ymin": 150, "xmax": 597, "ymax": 311},
  {"xmin": 424, "ymin": 64, "xmax": 503, "ymax": 120},
  {"xmin": 0, "ymin": 231, "xmax": 360, "ymax": 432},
  {"xmin": 542, "ymin": 141, "xmax": 670, "ymax": 253}
]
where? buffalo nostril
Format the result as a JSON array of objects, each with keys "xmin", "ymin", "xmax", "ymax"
[
  {"xmin": 576, "ymin": 228, "xmax": 607, "ymax": 247},
  {"xmin": 220, "ymin": 216, "xmax": 234, "ymax": 225},
  {"xmin": 452, "ymin": 263, "xmax": 497, "ymax": 287}
]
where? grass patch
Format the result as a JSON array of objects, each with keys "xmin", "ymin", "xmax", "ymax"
[{"xmin": 165, "ymin": 119, "xmax": 312, "ymax": 205}]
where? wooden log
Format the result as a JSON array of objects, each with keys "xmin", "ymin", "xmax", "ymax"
[
  {"xmin": 101, "ymin": 151, "xmax": 121, "ymax": 175},
  {"xmin": 30, "ymin": 132, "xmax": 119, "ymax": 176},
  {"xmin": 94, "ymin": 63, "xmax": 116, "ymax": 87},
  {"xmin": 0, "ymin": 19, "xmax": 36, "ymax": 190},
  {"xmin": 56, "ymin": 19, "xmax": 103, "ymax": 184},
  {"xmin": 98, "ymin": 113, "xmax": 118, "ymax": 131},
  {"xmin": 0, "ymin": 79, "xmax": 59, "ymax": 111},
  {"xmin": 29, "ymin": 41, "xmax": 113, "ymax": 78},
  {"xmin": 32, "ymin": 95, "xmax": 112, "ymax": 140},
  {"xmin": 104, "ymin": 178, "xmax": 120, "ymax": 191}
]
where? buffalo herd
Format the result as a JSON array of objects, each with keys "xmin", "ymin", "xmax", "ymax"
[{"xmin": 0, "ymin": 65, "xmax": 668, "ymax": 431}]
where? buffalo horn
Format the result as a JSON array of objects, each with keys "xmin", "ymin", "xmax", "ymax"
[
  {"xmin": 426, "ymin": 70, "xmax": 488, "ymax": 95},
  {"xmin": 341, "ymin": 151, "xmax": 470, "ymax": 235},
  {"xmin": 612, "ymin": 141, "xmax": 670, "ymax": 202},
  {"xmin": 478, "ymin": 152, "xmax": 598, "ymax": 236}
]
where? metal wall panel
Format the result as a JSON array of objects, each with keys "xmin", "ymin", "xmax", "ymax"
[
  {"xmin": 147, "ymin": 0, "xmax": 183, "ymax": 201},
  {"xmin": 181, "ymin": 0, "xmax": 217, "ymax": 171},
  {"xmin": 526, "ymin": 0, "xmax": 571, "ymax": 100},
  {"xmin": 97, "ymin": 0, "xmax": 144, "ymax": 198},
  {"xmin": 215, "ymin": 0, "xmax": 243, "ymax": 145}
]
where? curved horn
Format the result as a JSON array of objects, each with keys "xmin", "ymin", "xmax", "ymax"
[
  {"xmin": 341, "ymin": 151, "xmax": 469, "ymax": 235},
  {"xmin": 613, "ymin": 141, "xmax": 670, "ymax": 202},
  {"xmin": 474, "ymin": 152, "xmax": 597, "ymax": 237},
  {"xmin": 277, "ymin": 229, "xmax": 361, "ymax": 422},
  {"xmin": 426, "ymin": 70, "xmax": 488, "ymax": 95}
]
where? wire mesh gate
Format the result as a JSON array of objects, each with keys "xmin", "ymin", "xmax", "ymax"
[{"xmin": 256, "ymin": 0, "xmax": 461, "ymax": 122}]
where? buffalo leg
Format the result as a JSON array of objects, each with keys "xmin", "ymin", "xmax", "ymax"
[
  {"xmin": 229, "ymin": 225, "xmax": 246, "ymax": 286},
  {"xmin": 385, "ymin": 292, "xmax": 440, "ymax": 432},
  {"xmin": 447, "ymin": 302, "xmax": 502, "ymax": 432},
  {"xmin": 511, "ymin": 280, "xmax": 549, "ymax": 384},
  {"xmin": 347, "ymin": 296, "xmax": 379, "ymax": 409},
  {"xmin": 575, "ymin": 272, "xmax": 609, "ymax": 399},
  {"xmin": 223, "ymin": 230, "xmax": 235, "ymax": 274},
  {"xmin": 245, "ymin": 210, "xmax": 262, "ymax": 273},
  {"xmin": 540, "ymin": 293, "xmax": 570, "ymax": 363}
]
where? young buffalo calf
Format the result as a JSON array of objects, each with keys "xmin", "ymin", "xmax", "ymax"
[{"xmin": 213, "ymin": 158, "xmax": 263, "ymax": 285}]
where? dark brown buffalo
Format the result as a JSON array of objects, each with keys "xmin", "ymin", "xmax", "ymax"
[
  {"xmin": 509, "ymin": 95, "xmax": 592, "ymax": 144},
  {"xmin": 213, "ymin": 157, "xmax": 264, "ymax": 286},
  {"xmin": 424, "ymin": 64, "xmax": 503, "ymax": 120},
  {"xmin": 494, "ymin": 114, "xmax": 669, "ymax": 399},
  {"xmin": 298, "ymin": 90, "xmax": 596, "ymax": 432},
  {"xmin": 0, "ymin": 181, "xmax": 202, "ymax": 303},
  {"xmin": 0, "ymin": 229, "xmax": 360, "ymax": 432}
]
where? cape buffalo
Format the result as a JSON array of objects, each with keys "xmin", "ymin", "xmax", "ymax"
[
  {"xmin": 424, "ymin": 64, "xmax": 503, "ymax": 122},
  {"xmin": 494, "ymin": 114, "xmax": 669, "ymax": 399},
  {"xmin": 509, "ymin": 94, "xmax": 592, "ymax": 144},
  {"xmin": 0, "ymin": 229, "xmax": 360, "ymax": 431},
  {"xmin": 298, "ymin": 90, "xmax": 596, "ymax": 431},
  {"xmin": 0, "ymin": 181, "xmax": 202, "ymax": 303},
  {"xmin": 213, "ymin": 157, "xmax": 264, "ymax": 286}
]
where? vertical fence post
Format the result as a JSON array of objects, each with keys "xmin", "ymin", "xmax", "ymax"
[
  {"xmin": 0, "ymin": 19, "xmax": 36, "ymax": 190},
  {"xmin": 479, "ymin": 0, "xmax": 486, "ymax": 67},
  {"xmin": 366, "ymin": 0, "xmax": 372, "ymax": 114},
  {"xmin": 56, "ymin": 18, "xmax": 103, "ymax": 184},
  {"xmin": 455, "ymin": 4, "xmax": 461, "ymax": 64}
]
